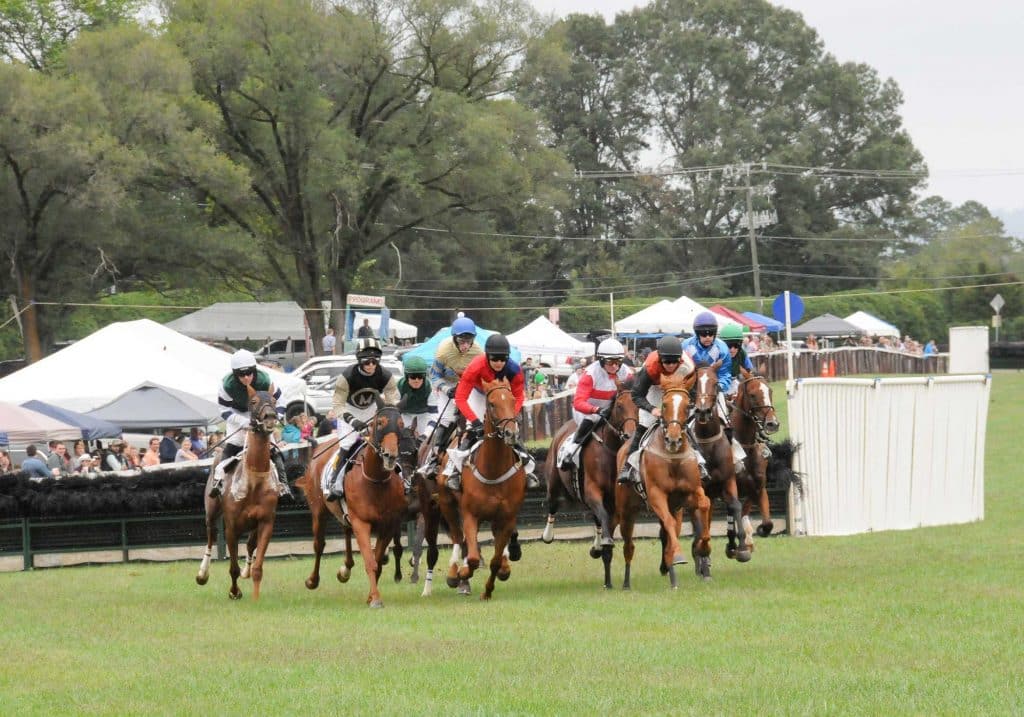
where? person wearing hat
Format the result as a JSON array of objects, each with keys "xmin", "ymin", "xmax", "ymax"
[
  {"xmin": 323, "ymin": 336, "xmax": 400, "ymax": 502},
  {"xmin": 105, "ymin": 440, "xmax": 131, "ymax": 471},
  {"xmin": 397, "ymin": 354, "xmax": 437, "ymax": 443},
  {"xmin": 209, "ymin": 348, "xmax": 291, "ymax": 498}
]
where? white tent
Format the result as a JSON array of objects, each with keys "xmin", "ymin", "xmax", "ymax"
[
  {"xmin": 614, "ymin": 300, "xmax": 681, "ymax": 335},
  {"xmin": 0, "ymin": 402, "xmax": 82, "ymax": 444},
  {"xmin": 0, "ymin": 319, "xmax": 306, "ymax": 413},
  {"xmin": 165, "ymin": 301, "xmax": 319, "ymax": 341},
  {"xmin": 507, "ymin": 316, "xmax": 594, "ymax": 364},
  {"xmin": 353, "ymin": 311, "xmax": 417, "ymax": 341},
  {"xmin": 672, "ymin": 296, "xmax": 740, "ymax": 334},
  {"xmin": 844, "ymin": 311, "xmax": 900, "ymax": 338}
]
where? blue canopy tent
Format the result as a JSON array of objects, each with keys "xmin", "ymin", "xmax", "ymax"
[
  {"xmin": 742, "ymin": 311, "xmax": 784, "ymax": 333},
  {"xmin": 21, "ymin": 399, "xmax": 122, "ymax": 441},
  {"xmin": 404, "ymin": 325, "xmax": 522, "ymax": 365}
]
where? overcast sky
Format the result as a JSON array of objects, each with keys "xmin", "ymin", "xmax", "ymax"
[{"xmin": 529, "ymin": 0, "xmax": 1024, "ymax": 227}]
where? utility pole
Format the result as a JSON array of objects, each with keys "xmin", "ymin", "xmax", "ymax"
[{"xmin": 744, "ymin": 164, "xmax": 763, "ymax": 312}]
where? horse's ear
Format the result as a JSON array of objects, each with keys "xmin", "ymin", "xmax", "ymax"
[
  {"xmin": 740, "ymin": 367, "xmax": 751, "ymax": 379},
  {"xmin": 712, "ymin": 359, "xmax": 723, "ymax": 370},
  {"xmin": 682, "ymin": 372, "xmax": 697, "ymax": 391}
]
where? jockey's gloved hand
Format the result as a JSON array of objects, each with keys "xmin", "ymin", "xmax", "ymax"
[
  {"xmin": 447, "ymin": 386, "xmax": 457, "ymax": 399},
  {"xmin": 469, "ymin": 419, "xmax": 484, "ymax": 440},
  {"xmin": 598, "ymin": 405, "xmax": 613, "ymax": 421},
  {"xmin": 351, "ymin": 418, "xmax": 367, "ymax": 431}
]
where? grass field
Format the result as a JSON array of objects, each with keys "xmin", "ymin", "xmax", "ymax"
[{"xmin": 2, "ymin": 373, "xmax": 1022, "ymax": 715}]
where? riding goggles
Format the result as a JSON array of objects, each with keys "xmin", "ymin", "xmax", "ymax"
[
  {"xmin": 600, "ymin": 357, "xmax": 623, "ymax": 365},
  {"xmin": 487, "ymin": 354, "xmax": 508, "ymax": 362},
  {"xmin": 359, "ymin": 357, "xmax": 379, "ymax": 367},
  {"xmin": 695, "ymin": 328, "xmax": 717, "ymax": 338},
  {"xmin": 406, "ymin": 373, "xmax": 426, "ymax": 381},
  {"xmin": 233, "ymin": 367, "xmax": 256, "ymax": 377},
  {"xmin": 726, "ymin": 340, "xmax": 742, "ymax": 349},
  {"xmin": 660, "ymin": 356, "xmax": 681, "ymax": 365}
]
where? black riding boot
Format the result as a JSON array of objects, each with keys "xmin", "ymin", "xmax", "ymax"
[
  {"xmin": 418, "ymin": 422, "xmax": 455, "ymax": 477},
  {"xmin": 208, "ymin": 443, "xmax": 241, "ymax": 497},
  {"xmin": 617, "ymin": 430, "xmax": 643, "ymax": 484},
  {"xmin": 271, "ymin": 446, "xmax": 292, "ymax": 498},
  {"xmin": 325, "ymin": 441, "xmax": 358, "ymax": 502}
]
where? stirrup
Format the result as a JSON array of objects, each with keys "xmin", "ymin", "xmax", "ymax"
[
  {"xmin": 208, "ymin": 477, "xmax": 224, "ymax": 498},
  {"xmin": 526, "ymin": 472, "xmax": 540, "ymax": 489}
]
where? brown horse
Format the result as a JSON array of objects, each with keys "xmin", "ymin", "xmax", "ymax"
[
  {"xmin": 195, "ymin": 386, "xmax": 281, "ymax": 600},
  {"xmin": 542, "ymin": 379, "xmax": 637, "ymax": 589},
  {"xmin": 435, "ymin": 378, "xmax": 527, "ymax": 600},
  {"xmin": 730, "ymin": 368, "xmax": 781, "ymax": 542},
  {"xmin": 615, "ymin": 371, "xmax": 712, "ymax": 589},
  {"xmin": 692, "ymin": 363, "xmax": 751, "ymax": 562},
  {"xmin": 296, "ymin": 405, "xmax": 406, "ymax": 608}
]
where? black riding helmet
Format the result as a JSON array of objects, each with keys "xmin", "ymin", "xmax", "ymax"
[
  {"xmin": 485, "ymin": 333, "xmax": 510, "ymax": 361},
  {"xmin": 656, "ymin": 335, "xmax": 683, "ymax": 362}
]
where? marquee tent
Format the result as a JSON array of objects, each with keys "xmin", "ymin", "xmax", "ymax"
[
  {"xmin": 506, "ymin": 316, "xmax": 594, "ymax": 364},
  {"xmin": 165, "ymin": 301, "xmax": 320, "ymax": 341},
  {"xmin": 742, "ymin": 311, "xmax": 784, "ymax": 333},
  {"xmin": 671, "ymin": 296, "xmax": 741, "ymax": 334},
  {"xmin": 87, "ymin": 383, "xmax": 224, "ymax": 430},
  {"xmin": 0, "ymin": 402, "xmax": 82, "ymax": 445},
  {"xmin": 709, "ymin": 305, "xmax": 766, "ymax": 332},
  {"xmin": 0, "ymin": 319, "xmax": 306, "ymax": 413},
  {"xmin": 790, "ymin": 313, "xmax": 865, "ymax": 339},
  {"xmin": 20, "ymin": 400, "xmax": 122, "ymax": 441},
  {"xmin": 844, "ymin": 311, "xmax": 900, "ymax": 338},
  {"xmin": 353, "ymin": 311, "xmax": 417, "ymax": 341},
  {"xmin": 613, "ymin": 300, "xmax": 679, "ymax": 335},
  {"xmin": 403, "ymin": 323, "xmax": 522, "ymax": 365}
]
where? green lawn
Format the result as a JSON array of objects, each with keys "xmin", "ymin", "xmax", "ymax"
[{"xmin": 1, "ymin": 372, "xmax": 1021, "ymax": 715}]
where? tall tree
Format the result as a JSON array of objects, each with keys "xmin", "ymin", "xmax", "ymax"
[{"xmin": 164, "ymin": 0, "xmax": 567, "ymax": 350}]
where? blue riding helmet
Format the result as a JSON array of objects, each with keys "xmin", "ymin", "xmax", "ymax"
[
  {"xmin": 693, "ymin": 311, "xmax": 719, "ymax": 333},
  {"xmin": 451, "ymin": 316, "xmax": 477, "ymax": 338}
]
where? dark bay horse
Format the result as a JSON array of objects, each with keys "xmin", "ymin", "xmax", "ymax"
[
  {"xmin": 435, "ymin": 378, "xmax": 526, "ymax": 600},
  {"xmin": 296, "ymin": 405, "xmax": 406, "ymax": 608},
  {"xmin": 692, "ymin": 363, "xmax": 750, "ymax": 562},
  {"xmin": 542, "ymin": 380, "xmax": 637, "ymax": 589},
  {"xmin": 730, "ymin": 368, "xmax": 781, "ymax": 543},
  {"xmin": 195, "ymin": 386, "xmax": 280, "ymax": 600},
  {"xmin": 615, "ymin": 371, "xmax": 712, "ymax": 589}
]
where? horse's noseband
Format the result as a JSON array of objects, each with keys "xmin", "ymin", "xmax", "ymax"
[{"xmin": 249, "ymin": 393, "xmax": 279, "ymax": 434}]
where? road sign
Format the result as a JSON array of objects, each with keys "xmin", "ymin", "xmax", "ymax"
[
  {"xmin": 772, "ymin": 292, "xmax": 804, "ymax": 324},
  {"xmin": 991, "ymin": 294, "xmax": 1005, "ymax": 313}
]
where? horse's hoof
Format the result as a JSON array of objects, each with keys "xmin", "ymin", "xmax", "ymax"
[
  {"xmin": 369, "ymin": 600, "xmax": 384, "ymax": 609},
  {"xmin": 409, "ymin": 571, "xmax": 419, "ymax": 584},
  {"xmin": 457, "ymin": 582, "xmax": 472, "ymax": 596},
  {"xmin": 229, "ymin": 591, "xmax": 242, "ymax": 600},
  {"xmin": 445, "ymin": 575, "xmax": 460, "ymax": 589},
  {"xmin": 735, "ymin": 549, "xmax": 752, "ymax": 563},
  {"xmin": 725, "ymin": 546, "xmax": 736, "ymax": 560},
  {"xmin": 240, "ymin": 567, "xmax": 251, "ymax": 580},
  {"xmin": 589, "ymin": 547, "xmax": 602, "ymax": 559},
  {"xmin": 757, "ymin": 522, "xmax": 774, "ymax": 538},
  {"xmin": 508, "ymin": 540, "xmax": 522, "ymax": 562},
  {"xmin": 480, "ymin": 592, "xmax": 492, "ymax": 601},
  {"xmin": 381, "ymin": 554, "xmax": 390, "ymax": 566},
  {"xmin": 305, "ymin": 576, "xmax": 320, "ymax": 590},
  {"xmin": 195, "ymin": 574, "xmax": 208, "ymax": 586},
  {"xmin": 337, "ymin": 567, "xmax": 351, "ymax": 583},
  {"xmin": 497, "ymin": 567, "xmax": 511, "ymax": 581},
  {"xmin": 659, "ymin": 564, "xmax": 669, "ymax": 576}
]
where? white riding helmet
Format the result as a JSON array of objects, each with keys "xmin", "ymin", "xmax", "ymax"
[
  {"xmin": 596, "ymin": 338, "xmax": 625, "ymax": 361},
  {"xmin": 230, "ymin": 349, "xmax": 257, "ymax": 371}
]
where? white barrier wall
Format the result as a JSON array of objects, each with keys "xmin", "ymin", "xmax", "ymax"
[
  {"xmin": 787, "ymin": 375, "xmax": 989, "ymax": 536},
  {"xmin": 948, "ymin": 326, "xmax": 989, "ymax": 374}
]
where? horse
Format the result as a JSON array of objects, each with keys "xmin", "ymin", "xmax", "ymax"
[
  {"xmin": 435, "ymin": 378, "xmax": 527, "ymax": 600},
  {"xmin": 615, "ymin": 371, "xmax": 712, "ymax": 589},
  {"xmin": 388, "ymin": 425, "xmax": 427, "ymax": 585},
  {"xmin": 195, "ymin": 386, "xmax": 281, "ymax": 600},
  {"xmin": 729, "ymin": 367, "xmax": 781, "ymax": 543},
  {"xmin": 691, "ymin": 362, "xmax": 751, "ymax": 562},
  {"xmin": 542, "ymin": 379, "xmax": 638, "ymax": 589},
  {"xmin": 295, "ymin": 404, "xmax": 406, "ymax": 608}
]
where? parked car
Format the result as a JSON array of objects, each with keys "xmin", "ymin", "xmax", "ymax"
[{"xmin": 254, "ymin": 337, "xmax": 313, "ymax": 371}]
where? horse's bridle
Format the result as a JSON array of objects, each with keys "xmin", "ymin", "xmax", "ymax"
[
  {"xmin": 658, "ymin": 388, "xmax": 690, "ymax": 452},
  {"xmin": 733, "ymin": 376, "xmax": 779, "ymax": 439},
  {"xmin": 249, "ymin": 392, "xmax": 279, "ymax": 435},
  {"xmin": 484, "ymin": 385, "xmax": 519, "ymax": 445},
  {"xmin": 692, "ymin": 369, "xmax": 718, "ymax": 424},
  {"xmin": 362, "ymin": 406, "xmax": 402, "ymax": 475}
]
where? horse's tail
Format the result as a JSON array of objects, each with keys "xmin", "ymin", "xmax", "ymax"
[{"xmin": 766, "ymin": 439, "xmax": 804, "ymax": 497}]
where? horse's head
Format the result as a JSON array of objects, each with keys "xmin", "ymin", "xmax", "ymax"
[
  {"xmin": 482, "ymin": 378, "xmax": 518, "ymax": 446},
  {"xmin": 367, "ymin": 405, "xmax": 403, "ymax": 471},
  {"xmin": 692, "ymin": 361, "xmax": 720, "ymax": 425},
  {"xmin": 737, "ymin": 368, "xmax": 780, "ymax": 436},
  {"xmin": 659, "ymin": 372, "xmax": 694, "ymax": 453},
  {"xmin": 608, "ymin": 377, "xmax": 639, "ymax": 440},
  {"xmin": 247, "ymin": 387, "xmax": 279, "ymax": 435}
]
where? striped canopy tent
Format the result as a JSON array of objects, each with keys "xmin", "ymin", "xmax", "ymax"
[
  {"xmin": 708, "ymin": 305, "xmax": 766, "ymax": 332},
  {"xmin": 0, "ymin": 402, "xmax": 82, "ymax": 446},
  {"xmin": 742, "ymin": 311, "xmax": 784, "ymax": 333}
]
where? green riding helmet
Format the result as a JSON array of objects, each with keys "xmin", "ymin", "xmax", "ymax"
[
  {"xmin": 402, "ymin": 355, "xmax": 429, "ymax": 373},
  {"xmin": 719, "ymin": 324, "xmax": 745, "ymax": 342}
]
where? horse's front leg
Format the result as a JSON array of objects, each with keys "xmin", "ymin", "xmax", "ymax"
[
  {"xmin": 459, "ymin": 509, "xmax": 482, "ymax": 580},
  {"xmin": 241, "ymin": 532, "xmax": 257, "ymax": 579},
  {"xmin": 225, "ymin": 521, "xmax": 242, "ymax": 600},
  {"xmin": 409, "ymin": 514, "xmax": 425, "ymax": 584},
  {"xmin": 195, "ymin": 498, "xmax": 220, "ymax": 586},
  {"xmin": 645, "ymin": 487, "xmax": 684, "ymax": 589},
  {"xmin": 754, "ymin": 454, "xmax": 774, "ymax": 537},
  {"xmin": 250, "ymin": 517, "xmax": 275, "ymax": 601},
  {"xmin": 305, "ymin": 498, "xmax": 327, "ymax": 590},
  {"xmin": 690, "ymin": 488, "xmax": 713, "ymax": 581},
  {"xmin": 392, "ymin": 528, "xmax": 404, "ymax": 584},
  {"xmin": 350, "ymin": 517, "xmax": 383, "ymax": 608},
  {"xmin": 721, "ymin": 472, "xmax": 750, "ymax": 562},
  {"xmin": 483, "ymin": 519, "xmax": 514, "ymax": 600}
]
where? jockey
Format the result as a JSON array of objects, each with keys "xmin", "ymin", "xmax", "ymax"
[
  {"xmin": 414, "ymin": 314, "xmax": 483, "ymax": 478},
  {"xmin": 557, "ymin": 338, "xmax": 633, "ymax": 472},
  {"xmin": 720, "ymin": 323, "xmax": 753, "ymax": 397},
  {"xmin": 683, "ymin": 311, "xmax": 744, "ymax": 463},
  {"xmin": 209, "ymin": 349, "xmax": 291, "ymax": 498},
  {"xmin": 324, "ymin": 337, "xmax": 400, "ymax": 502},
  {"xmin": 440, "ymin": 333, "xmax": 538, "ymax": 491},
  {"xmin": 397, "ymin": 354, "xmax": 437, "ymax": 443},
  {"xmin": 617, "ymin": 335, "xmax": 696, "ymax": 485}
]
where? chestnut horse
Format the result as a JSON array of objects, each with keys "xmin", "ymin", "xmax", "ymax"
[
  {"xmin": 615, "ymin": 372, "xmax": 712, "ymax": 589},
  {"xmin": 729, "ymin": 368, "xmax": 781, "ymax": 541},
  {"xmin": 692, "ymin": 363, "xmax": 750, "ymax": 562},
  {"xmin": 411, "ymin": 433, "xmax": 457, "ymax": 596},
  {"xmin": 542, "ymin": 380, "xmax": 638, "ymax": 589},
  {"xmin": 195, "ymin": 386, "xmax": 280, "ymax": 600},
  {"xmin": 435, "ymin": 378, "xmax": 526, "ymax": 600},
  {"xmin": 296, "ymin": 405, "xmax": 406, "ymax": 608}
]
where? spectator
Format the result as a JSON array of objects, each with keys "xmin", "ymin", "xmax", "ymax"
[
  {"xmin": 356, "ymin": 318, "xmax": 375, "ymax": 338},
  {"xmin": 316, "ymin": 409, "xmax": 338, "ymax": 437},
  {"xmin": 70, "ymin": 440, "xmax": 96, "ymax": 474},
  {"xmin": 124, "ymin": 444, "xmax": 141, "ymax": 469},
  {"xmin": 281, "ymin": 414, "xmax": 302, "ymax": 445},
  {"xmin": 804, "ymin": 334, "xmax": 819, "ymax": 351},
  {"xmin": 22, "ymin": 445, "xmax": 51, "ymax": 480},
  {"xmin": 46, "ymin": 441, "xmax": 71, "ymax": 477},
  {"xmin": 322, "ymin": 326, "xmax": 337, "ymax": 354},
  {"xmin": 105, "ymin": 440, "xmax": 131, "ymax": 471},
  {"xmin": 564, "ymin": 364, "xmax": 584, "ymax": 392},
  {"xmin": 159, "ymin": 428, "xmax": 178, "ymax": 464},
  {"xmin": 207, "ymin": 431, "xmax": 225, "ymax": 460},
  {"xmin": 0, "ymin": 449, "xmax": 13, "ymax": 474},
  {"xmin": 175, "ymin": 437, "xmax": 199, "ymax": 463},
  {"xmin": 299, "ymin": 413, "xmax": 314, "ymax": 441},
  {"xmin": 141, "ymin": 437, "xmax": 162, "ymax": 466},
  {"xmin": 923, "ymin": 339, "xmax": 938, "ymax": 357},
  {"xmin": 190, "ymin": 428, "xmax": 207, "ymax": 455}
]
